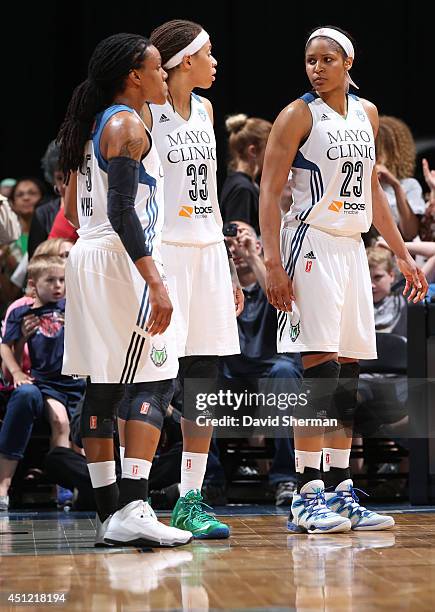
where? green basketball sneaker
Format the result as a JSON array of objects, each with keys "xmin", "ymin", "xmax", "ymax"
[{"xmin": 170, "ymin": 489, "xmax": 230, "ymax": 539}]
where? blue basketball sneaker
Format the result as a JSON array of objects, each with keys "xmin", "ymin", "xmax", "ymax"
[
  {"xmin": 324, "ymin": 479, "xmax": 395, "ymax": 530},
  {"xmin": 288, "ymin": 480, "xmax": 351, "ymax": 534}
]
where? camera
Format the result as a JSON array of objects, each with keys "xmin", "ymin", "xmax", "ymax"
[{"xmin": 223, "ymin": 222, "xmax": 238, "ymax": 237}]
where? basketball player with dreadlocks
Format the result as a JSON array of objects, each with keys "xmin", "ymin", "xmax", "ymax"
[
  {"xmin": 57, "ymin": 33, "xmax": 192, "ymax": 547},
  {"xmin": 119, "ymin": 20, "xmax": 243, "ymax": 540}
]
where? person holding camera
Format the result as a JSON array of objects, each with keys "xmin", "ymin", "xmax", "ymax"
[{"xmin": 218, "ymin": 220, "xmax": 301, "ymax": 505}]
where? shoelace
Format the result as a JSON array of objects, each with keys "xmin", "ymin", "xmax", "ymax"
[
  {"xmin": 303, "ymin": 490, "xmax": 335, "ymax": 518},
  {"xmin": 340, "ymin": 486, "xmax": 372, "ymax": 516},
  {"xmin": 185, "ymin": 497, "xmax": 216, "ymax": 523}
]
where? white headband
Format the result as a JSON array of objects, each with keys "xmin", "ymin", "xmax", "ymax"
[
  {"xmin": 164, "ymin": 30, "xmax": 210, "ymax": 70},
  {"xmin": 307, "ymin": 27, "xmax": 359, "ymax": 89}
]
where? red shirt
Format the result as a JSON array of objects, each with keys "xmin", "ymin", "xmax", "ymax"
[{"xmin": 48, "ymin": 206, "xmax": 78, "ymax": 242}]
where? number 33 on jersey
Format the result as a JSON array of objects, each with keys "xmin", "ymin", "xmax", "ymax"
[{"xmin": 150, "ymin": 93, "xmax": 223, "ymax": 246}]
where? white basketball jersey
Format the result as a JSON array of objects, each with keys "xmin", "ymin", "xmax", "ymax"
[
  {"xmin": 77, "ymin": 104, "xmax": 164, "ymax": 263},
  {"xmin": 149, "ymin": 94, "xmax": 223, "ymax": 245},
  {"xmin": 284, "ymin": 93, "xmax": 375, "ymax": 236}
]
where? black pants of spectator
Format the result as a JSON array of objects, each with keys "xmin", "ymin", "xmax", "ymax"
[{"xmin": 45, "ymin": 442, "xmax": 183, "ymax": 511}]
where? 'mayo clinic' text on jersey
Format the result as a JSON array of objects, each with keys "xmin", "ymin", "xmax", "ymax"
[
  {"xmin": 285, "ymin": 92, "xmax": 375, "ymax": 236},
  {"xmin": 150, "ymin": 94, "xmax": 223, "ymax": 246}
]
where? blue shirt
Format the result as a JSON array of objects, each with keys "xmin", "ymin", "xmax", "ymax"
[{"xmin": 3, "ymin": 299, "xmax": 66, "ymax": 379}]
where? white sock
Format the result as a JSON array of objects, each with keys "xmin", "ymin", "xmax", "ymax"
[
  {"xmin": 119, "ymin": 446, "xmax": 125, "ymax": 467},
  {"xmin": 88, "ymin": 461, "xmax": 116, "ymax": 489},
  {"xmin": 122, "ymin": 457, "xmax": 152, "ymax": 480},
  {"xmin": 323, "ymin": 448, "xmax": 351, "ymax": 472},
  {"xmin": 180, "ymin": 452, "xmax": 208, "ymax": 497},
  {"xmin": 295, "ymin": 450, "xmax": 322, "ymax": 474}
]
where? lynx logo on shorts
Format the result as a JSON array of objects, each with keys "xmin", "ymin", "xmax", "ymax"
[
  {"xmin": 150, "ymin": 343, "xmax": 168, "ymax": 367},
  {"xmin": 90, "ymin": 416, "xmax": 97, "ymax": 430},
  {"xmin": 289, "ymin": 319, "xmax": 300, "ymax": 342},
  {"xmin": 140, "ymin": 402, "xmax": 150, "ymax": 415},
  {"xmin": 186, "ymin": 458, "xmax": 192, "ymax": 471}
]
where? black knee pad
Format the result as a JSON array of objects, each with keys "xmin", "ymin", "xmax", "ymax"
[
  {"xmin": 179, "ymin": 355, "xmax": 219, "ymax": 420},
  {"xmin": 294, "ymin": 360, "xmax": 340, "ymax": 420},
  {"xmin": 332, "ymin": 362, "xmax": 360, "ymax": 426},
  {"xmin": 121, "ymin": 379, "xmax": 175, "ymax": 431},
  {"xmin": 80, "ymin": 381, "xmax": 124, "ymax": 439}
]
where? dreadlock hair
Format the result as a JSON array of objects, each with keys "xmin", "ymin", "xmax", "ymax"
[
  {"xmin": 57, "ymin": 33, "xmax": 151, "ymax": 180},
  {"xmin": 376, "ymin": 115, "xmax": 416, "ymax": 180},
  {"xmin": 150, "ymin": 19, "xmax": 203, "ymax": 67}
]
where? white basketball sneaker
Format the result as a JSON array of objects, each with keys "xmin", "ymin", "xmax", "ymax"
[
  {"xmin": 324, "ymin": 479, "xmax": 395, "ymax": 530},
  {"xmin": 104, "ymin": 500, "xmax": 193, "ymax": 547},
  {"xmin": 288, "ymin": 480, "xmax": 351, "ymax": 534},
  {"xmin": 94, "ymin": 515, "xmax": 114, "ymax": 547}
]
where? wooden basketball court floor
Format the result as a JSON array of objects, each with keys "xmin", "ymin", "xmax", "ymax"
[{"xmin": 1, "ymin": 506, "xmax": 435, "ymax": 611}]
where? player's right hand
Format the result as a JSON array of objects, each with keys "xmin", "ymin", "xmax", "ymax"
[
  {"xmin": 265, "ymin": 263, "xmax": 294, "ymax": 312},
  {"xmin": 146, "ymin": 282, "xmax": 173, "ymax": 336}
]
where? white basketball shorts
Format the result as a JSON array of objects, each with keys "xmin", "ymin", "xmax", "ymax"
[
  {"xmin": 277, "ymin": 223, "xmax": 377, "ymax": 359},
  {"xmin": 62, "ymin": 237, "xmax": 179, "ymax": 383},
  {"xmin": 161, "ymin": 241, "xmax": 240, "ymax": 357}
]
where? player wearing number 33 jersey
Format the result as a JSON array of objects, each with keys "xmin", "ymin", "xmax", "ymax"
[
  {"xmin": 149, "ymin": 77, "xmax": 239, "ymax": 357},
  {"xmin": 275, "ymin": 88, "xmax": 377, "ymax": 358}
]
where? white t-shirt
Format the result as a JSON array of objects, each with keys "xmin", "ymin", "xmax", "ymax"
[{"xmin": 381, "ymin": 177, "xmax": 426, "ymax": 225}]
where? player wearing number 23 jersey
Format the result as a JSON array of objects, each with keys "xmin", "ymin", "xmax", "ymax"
[{"xmin": 277, "ymin": 90, "xmax": 377, "ymax": 358}]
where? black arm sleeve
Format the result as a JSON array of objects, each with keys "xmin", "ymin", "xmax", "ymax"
[
  {"xmin": 224, "ymin": 239, "xmax": 233, "ymax": 260},
  {"xmin": 107, "ymin": 156, "xmax": 150, "ymax": 263}
]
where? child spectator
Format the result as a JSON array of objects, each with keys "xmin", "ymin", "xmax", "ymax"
[
  {"xmin": 0, "ymin": 254, "xmax": 85, "ymax": 510},
  {"xmin": 367, "ymin": 246, "xmax": 407, "ymax": 336}
]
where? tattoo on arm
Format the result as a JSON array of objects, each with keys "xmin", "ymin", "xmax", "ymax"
[{"xmin": 119, "ymin": 138, "xmax": 145, "ymax": 160}]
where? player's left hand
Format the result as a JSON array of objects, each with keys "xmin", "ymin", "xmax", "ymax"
[
  {"xmin": 233, "ymin": 283, "xmax": 244, "ymax": 316},
  {"xmin": 396, "ymin": 255, "xmax": 428, "ymax": 303}
]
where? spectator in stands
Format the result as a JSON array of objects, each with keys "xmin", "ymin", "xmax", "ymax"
[
  {"xmin": 0, "ymin": 178, "xmax": 16, "ymax": 200},
  {"xmin": 28, "ymin": 141, "xmax": 78, "ymax": 258},
  {"xmin": 205, "ymin": 221, "xmax": 301, "ymax": 506},
  {"xmin": 375, "ymin": 116, "xmax": 425, "ymax": 240},
  {"xmin": 419, "ymin": 158, "xmax": 435, "ymax": 243},
  {"xmin": 0, "ymin": 194, "xmax": 20, "ymax": 245},
  {"xmin": 354, "ymin": 247, "xmax": 409, "ymax": 441},
  {"xmin": 367, "ymin": 246, "xmax": 407, "ymax": 335},
  {"xmin": 0, "ymin": 254, "xmax": 85, "ymax": 511},
  {"xmin": 2, "ymin": 238, "xmax": 75, "ymax": 385},
  {"xmin": 0, "ymin": 178, "xmax": 45, "ymax": 314},
  {"xmin": 220, "ymin": 114, "xmax": 272, "ymax": 235}
]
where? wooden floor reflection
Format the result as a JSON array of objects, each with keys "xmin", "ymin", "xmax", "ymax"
[{"xmin": 1, "ymin": 512, "xmax": 435, "ymax": 610}]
